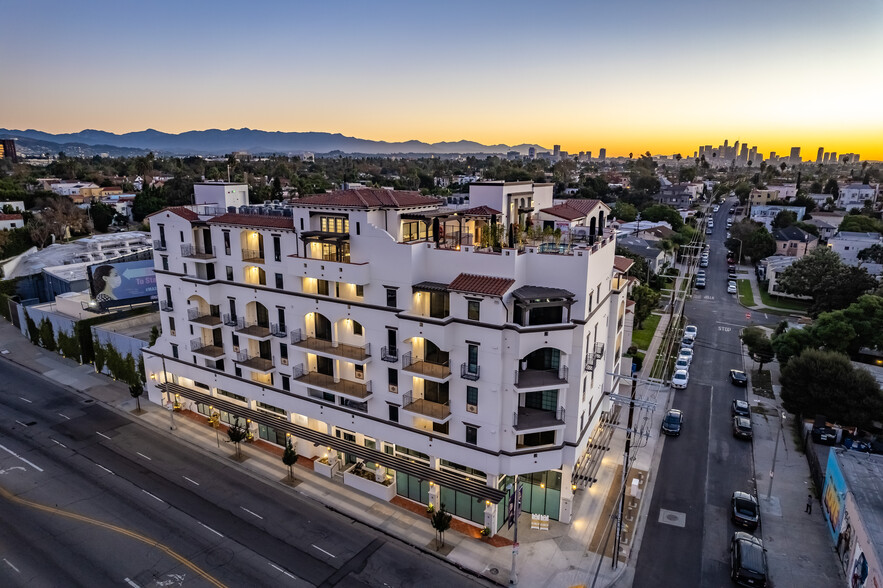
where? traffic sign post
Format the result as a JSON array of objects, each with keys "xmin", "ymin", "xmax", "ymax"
[{"xmin": 746, "ymin": 312, "xmax": 751, "ymax": 320}]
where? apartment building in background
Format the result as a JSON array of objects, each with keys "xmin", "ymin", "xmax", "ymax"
[{"xmin": 143, "ymin": 181, "xmax": 628, "ymax": 534}]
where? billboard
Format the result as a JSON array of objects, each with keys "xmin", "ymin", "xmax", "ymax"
[
  {"xmin": 88, "ymin": 259, "xmax": 156, "ymax": 308},
  {"xmin": 823, "ymin": 448, "xmax": 847, "ymax": 541}
]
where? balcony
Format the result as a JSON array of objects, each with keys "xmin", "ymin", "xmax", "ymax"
[
  {"xmin": 290, "ymin": 329, "xmax": 371, "ymax": 362},
  {"xmin": 271, "ymin": 323, "xmax": 287, "ymax": 338},
  {"xmin": 187, "ymin": 307, "xmax": 222, "ymax": 327},
  {"xmin": 513, "ymin": 406, "xmax": 566, "ymax": 432},
  {"xmin": 160, "ymin": 301, "xmax": 174, "ymax": 312},
  {"xmin": 153, "ymin": 240, "xmax": 167, "ymax": 251},
  {"xmin": 233, "ymin": 351, "xmax": 274, "ymax": 372},
  {"xmin": 241, "ymin": 249, "xmax": 264, "ymax": 263},
  {"xmin": 181, "ymin": 244, "xmax": 216, "ymax": 260},
  {"xmin": 234, "ymin": 318, "xmax": 272, "ymax": 339},
  {"xmin": 190, "ymin": 338, "xmax": 225, "ymax": 358},
  {"xmin": 402, "ymin": 352, "xmax": 451, "ymax": 380},
  {"xmin": 222, "ymin": 313, "xmax": 238, "ymax": 327},
  {"xmin": 514, "ymin": 366, "xmax": 569, "ymax": 389},
  {"xmin": 381, "ymin": 346, "xmax": 398, "ymax": 363},
  {"xmin": 402, "ymin": 392, "xmax": 451, "ymax": 423},
  {"xmin": 292, "ymin": 364, "xmax": 373, "ymax": 400},
  {"xmin": 460, "ymin": 363, "xmax": 480, "ymax": 381}
]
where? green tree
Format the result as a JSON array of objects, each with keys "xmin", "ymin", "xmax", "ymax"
[
  {"xmin": 227, "ymin": 417, "xmax": 248, "ymax": 459},
  {"xmin": 811, "ymin": 311, "xmax": 856, "ymax": 354},
  {"xmin": 282, "ymin": 437, "xmax": 298, "ymax": 481},
  {"xmin": 89, "ymin": 202, "xmax": 117, "ymax": 232},
  {"xmin": 24, "ymin": 311, "xmax": 40, "ymax": 345},
  {"xmin": 858, "ymin": 244, "xmax": 883, "ymax": 266},
  {"xmin": 611, "ymin": 201, "xmax": 638, "ymax": 222},
  {"xmin": 39, "ymin": 318, "xmax": 57, "ymax": 351},
  {"xmin": 630, "ymin": 284, "xmax": 661, "ymax": 329},
  {"xmin": 776, "ymin": 247, "xmax": 877, "ymax": 315},
  {"xmin": 771, "ymin": 326, "xmax": 816, "ymax": 366},
  {"xmin": 839, "ymin": 215, "xmax": 883, "ymax": 234},
  {"xmin": 780, "ymin": 349, "xmax": 883, "ymax": 427},
  {"xmin": 841, "ymin": 295, "xmax": 883, "ymax": 352},
  {"xmin": 129, "ymin": 381, "xmax": 144, "ymax": 412},
  {"xmin": 771, "ymin": 210, "xmax": 797, "ymax": 229},
  {"xmin": 740, "ymin": 327, "xmax": 775, "ymax": 371},
  {"xmin": 149, "ymin": 325, "xmax": 160, "ymax": 346},
  {"xmin": 640, "ymin": 204, "xmax": 683, "ymax": 231},
  {"xmin": 823, "ymin": 178, "xmax": 839, "ymax": 199},
  {"xmin": 430, "ymin": 503, "xmax": 453, "ymax": 548}
]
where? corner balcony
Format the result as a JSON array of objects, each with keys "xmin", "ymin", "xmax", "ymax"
[
  {"xmin": 292, "ymin": 364, "xmax": 373, "ymax": 400},
  {"xmin": 514, "ymin": 366, "xmax": 569, "ymax": 390},
  {"xmin": 241, "ymin": 248, "xmax": 265, "ymax": 263},
  {"xmin": 234, "ymin": 318, "xmax": 272, "ymax": 340},
  {"xmin": 181, "ymin": 244, "xmax": 217, "ymax": 260},
  {"xmin": 513, "ymin": 406, "xmax": 566, "ymax": 432},
  {"xmin": 187, "ymin": 307, "xmax": 222, "ymax": 327},
  {"xmin": 233, "ymin": 351, "xmax": 274, "ymax": 372},
  {"xmin": 290, "ymin": 329, "xmax": 371, "ymax": 362},
  {"xmin": 190, "ymin": 338, "xmax": 225, "ymax": 358},
  {"xmin": 402, "ymin": 392, "xmax": 451, "ymax": 423},
  {"xmin": 402, "ymin": 352, "xmax": 451, "ymax": 381}
]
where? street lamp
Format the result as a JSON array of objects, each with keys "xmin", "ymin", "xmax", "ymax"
[{"xmin": 767, "ymin": 411, "xmax": 787, "ymax": 499}]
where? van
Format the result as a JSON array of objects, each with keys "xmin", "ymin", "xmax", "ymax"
[{"xmin": 730, "ymin": 532, "xmax": 767, "ymax": 586}]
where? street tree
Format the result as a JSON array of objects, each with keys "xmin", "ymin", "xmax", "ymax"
[
  {"xmin": 811, "ymin": 311, "xmax": 857, "ymax": 354},
  {"xmin": 780, "ymin": 349, "xmax": 883, "ymax": 428},
  {"xmin": 129, "ymin": 381, "xmax": 144, "ymax": 412},
  {"xmin": 823, "ymin": 178, "xmax": 839, "ymax": 199},
  {"xmin": 611, "ymin": 201, "xmax": 637, "ymax": 222},
  {"xmin": 771, "ymin": 210, "xmax": 797, "ymax": 229},
  {"xmin": 430, "ymin": 503, "xmax": 453, "ymax": 548},
  {"xmin": 771, "ymin": 325, "xmax": 816, "ymax": 366},
  {"xmin": 282, "ymin": 437, "xmax": 298, "ymax": 481},
  {"xmin": 89, "ymin": 202, "xmax": 117, "ymax": 232},
  {"xmin": 227, "ymin": 417, "xmax": 249, "ymax": 459},
  {"xmin": 640, "ymin": 204, "xmax": 683, "ymax": 231},
  {"xmin": 858, "ymin": 244, "xmax": 883, "ymax": 265},
  {"xmin": 741, "ymin": 327, "xmax": 775, "ymax": 371},
  {"xmin": 630, "ymin": 284, "xmax": 660, "ymax": 330},
  {"xmin": 839, "ymin": 215, "xmax": 883, "ymax": 234},
  {"xmin": 776, "ymin": 247, "xmax": 877, "ymax": 315}
]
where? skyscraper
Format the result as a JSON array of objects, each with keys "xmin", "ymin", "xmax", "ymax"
[
  {"xmin": 528, "ymin": 147, "xmax": 536, "ymax": 159},
  {"xmin": 0, "ymin": 139, "xmax": 17, "ymax": 162},
  {"xmin": 830, "ymin": 152, "xmax": 837, "ymax": 164},
  {"xmin": 553, "ymin": 145, "xmax": 561, "ymax": 157},
  {"xmin": 599, "ymin": 148, "xmax": 607, "ymax": 161},
  {"xmin": 816, "ymin": 147, "xmax": 824, "ymax": 163},
  {"xmin": 789, "ymin": 147, "xmax": 801, "ymax": 164},
  {"xmin": 739, "ymin": 144, "xmax": 749, "ymax": 163}
]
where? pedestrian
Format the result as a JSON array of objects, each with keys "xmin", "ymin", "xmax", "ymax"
[{"xmin": 806, "ymin": 494, "xmax": 813, "ymax": 514}]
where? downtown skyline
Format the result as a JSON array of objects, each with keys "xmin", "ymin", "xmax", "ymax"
[{"xmin": 2, "ymin": 0, "xmax": 882, "ymax": 159}]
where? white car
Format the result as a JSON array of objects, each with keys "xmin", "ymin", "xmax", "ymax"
[
  {"xmin": 678, "ymin": 348, "xmax": 694, "ymax": 365},
  {"xmin": 713, "ymin": 205, "xmax": 720, "ymax": 212},
  {"xmin": 675, "ymin": 357, "xmax": 690, "ymax": 372},
  {"xmin": 684, "ymin": 325, "xmax": 698, "ymax": 340},
  {"xmin": 671, "ymin": 369, "xmax": 689, "ymax": 389},
  {"xmin": 728, "ymin": 282, "xmax": 738, "ymax": 294}
]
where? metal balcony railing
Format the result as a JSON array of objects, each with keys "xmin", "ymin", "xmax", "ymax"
[
  {"xmin": 188, "ymin": 307, "xmax": 222, "ymax": 326},
  {"xmin": 513, "ymin": 406, "xmax": 566, "ymax": 431},
  {"xmin": 595, "ymin": 342, "xmax": 605, "ymax": 360},
  {"xmin": 271, "ymin": 323, "xmax": 287, "ymax": 338},
  {"xmin": 235, "ymin": 319, "xmax": 272, "ymax": 338},
  {"xmin": 585, "ymin": 352, "xmax": 597, "ymax": 373},
  {"xmin": 402, "ymin": 352, "xmax": 451, "ymax": 379},
  {"xmin": 291, "ymin": 329, "xmax": 371, "ymax": 361},
  {"xmin": 222, "ymin": 313, "xmax": 238, "ymax": 327},
  {"xmin": 233, "ymin": 351, "xmax": 274, "ymax": 372},
  {"xmin": 292, "ymin": 365, "xmax": 373, "ymax": 399},
  {"xmin": 160, "ymin": 301, "xmax": 174, "ymax": 312},
  {"xmin": 460, "ymin": 362, "xmax": 480, "ymax": 381},
  {"xmin": 402, "ymin": 392, "xmax": 451, "ymax": 421},
  {"xmin": 181, "ymin": 244, "xmax": 216, "ymax": 259},
  {"xmin": 241, "ymin": 248, "xmax": 264, "ymax": 263},
  {"xmin": 514, "ymin": 365, "xmax": 568, "ymax": 387},
  {"xmin": 153, "ymin": 239, "xmax": 167, "ymax": 251},
  {"xmin": 381, "ymin": 346, "xmax": 398, "ymax": 363},
  {"xmin": 190, "ymin": 338, "xmax": 225, "ymax": 358}
]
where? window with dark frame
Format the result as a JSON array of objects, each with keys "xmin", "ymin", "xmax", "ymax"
[
  {"xmin": 388, "ymin": 405, "xmax": 399, "ymax": 422},
  {"xmin": 465, "ymin": 426, "xmax": 477, "ymax": 445},
  {"xmin": 467, "ymin": 300, "xmax": 480, "ymax": 321},
  {"xmin": 386, "ymin": 288, "xmax": 397, "ymax": 307},
  {"xmin": 466, "ymin": 386, "xmax": 478, "ymax": 407},
  {"xmin": 275, "ymin": 273, "xmax": 284, "ymax": 289},
  {"xmin": 226, "ymin": 266, "xmax": 233, "ymax": 281}
]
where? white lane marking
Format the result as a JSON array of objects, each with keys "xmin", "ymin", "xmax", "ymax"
[
  {"xmin": 0, "ymin": 443, "xmax": 44, "ymax": 472},
  {"xmin": 240, "ymin": 506, "xmax": 263, "ymax": 520},
  {"xmin": 142, "ymin": 490, "xmax": 164, "ymax": 503},
  {"xmin": 311, "ymin": 544, "xmax": 336, "ymax": 558},
  {"xmin": 136, "ymin": 452, "xmax": 152, "ymax": 461},
  {"xmin": 50, "ymin": 438, "xmax": 68, "ymax": 448},
  {"xmin": 96, "ymin": 431, "xmax": 111, "ymax": 440},
  {"xmin": 269, "ymin": 562, "xmax": 297, "ymax": 579},
  {"xmin": 15, "ymin": 420, "xmax": 28, "ymax": 427},
  {"xmin": 124, "ymin": 578, "xmax": 140, "ymax": 588},
  {"xmin": 18, "ymin": 397, "xmax": 31, "ymax": 403},
  {"xmin": 58, "ymin": 413, "xmax": 70, "ymax": 420},
  {"xmin": 95, "ymin": 463, "xmax": 114, "ymax": 475},
  {"xmin": 3, "ymin": 558, "xmax": 20, "ymax": 573},
  {"xmin": 199, "ymin": 522, "xmax": 223, "ymax": 537},
  {"xmin": 183, "ymin": 476, "xmax": 200, "ymax": 486}
]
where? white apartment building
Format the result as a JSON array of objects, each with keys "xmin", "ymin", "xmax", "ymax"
[
  {"xmin": 143, "ymin": 182, "xmax": 627, "ymax": 534},
  {"xmin": 837, "ymin": 183, "xmax": 879, "ymax": 210}
]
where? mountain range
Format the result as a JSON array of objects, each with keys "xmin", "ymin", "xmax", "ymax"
[{"xmin": 0, "ymin": 128, "xmax": 549, "ymax": 158}]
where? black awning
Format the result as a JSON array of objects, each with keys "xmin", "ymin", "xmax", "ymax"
[
  {"xmin": 512, "ymin": 285, "xmax": 575, "ymax": 301},
  {"xmin": 162, "ymin": 383, "xmax": 504, "ymax": 503},
  {"xmin": 412, "ymin": 281, "xmax": 449, "ymax": 294}
]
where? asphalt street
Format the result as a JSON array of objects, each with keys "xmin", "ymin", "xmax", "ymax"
[
  {"xmin": 0, "ymin": 360, "xmax": 491, "ymax": 588},
  {"xmin": 633, "ymin": 199, "xmax": 778, "ymax": 587}
]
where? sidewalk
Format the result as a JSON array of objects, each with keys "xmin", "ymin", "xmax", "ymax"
[
  {"xmin": 0, "ymin": 319, "xmax": 652, "ymax": 588},
  {"xmin": 745, "ymin": 335, "xmax": 843, "ymax": 586}
]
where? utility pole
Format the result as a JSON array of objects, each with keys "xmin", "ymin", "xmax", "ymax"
[
  {"xmin": 613, "ymin": 367, "xmax": 638, "ymax": 568},
  {"xmin": 767, "ymin": 412, "xmax": 786, "ymax": 499}
]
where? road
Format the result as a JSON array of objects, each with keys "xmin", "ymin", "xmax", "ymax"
[
  {"xmin": 634, "ymin": 199, "xmax": 777, "ymax": 586},
  {"xmin": 0, "ymin": 360, "xmax": 490, "ymax": 588}
]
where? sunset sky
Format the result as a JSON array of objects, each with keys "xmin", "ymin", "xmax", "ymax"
[{"xmin": 2, "ymin": 0, "xmax": 882, "ymax": 159}]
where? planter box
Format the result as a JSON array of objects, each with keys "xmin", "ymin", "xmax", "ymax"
[
  {"xmin": 343, "ymin": 469, "xmax": 396, "ymax": 501},
  {"xmin": 314, "ymin": 459, "xmax": 337, "ymax": 478}
]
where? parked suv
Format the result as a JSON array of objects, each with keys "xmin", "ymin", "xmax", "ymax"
[{"xmin": 730, "ymin": 532, "xmax": 767, "ymax": 586}]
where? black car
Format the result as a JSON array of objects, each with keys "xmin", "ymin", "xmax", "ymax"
[
  {"xmin": 730, "ymin": 532, "xmax": 767, "ymax": 586},
  {"xmin": 730, "ymin": 370, "xmax": 748, "ymax": 386},
  {"xmin": 732, "ymin": 399, "xmax": 751, "ymax": 418},
  {"xmin": 731, "ymin": 491, "xmax": 759, "ymax": 530},
  {"xmin": 661, "ymin": 409, "xmax": 683, "ymax": 436},
  {"xmin": 733, "ymin": 416, "xmax": 753, "ymax": 440}
]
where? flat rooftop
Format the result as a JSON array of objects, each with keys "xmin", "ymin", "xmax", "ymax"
[
  {"xmin": 835, "ymin": 448, "xmax": 883, "ymax": 554},
  {"xmin": 4, "ymin": 232, "xmax": 151, "ymax": 279}
]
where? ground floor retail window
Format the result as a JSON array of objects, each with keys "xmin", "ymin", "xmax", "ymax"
[
  {"xmin": 496, "ymin": 470, "xmax": 562, "ymax": 529},
  {"xmin": 439, "ymin": 485, "xmax": 485, "ymax": 525},
  {"xmin": 258, "ymin": 423, "xmax": 287, "ymax": 446},
  {"xmin": 396, "ymin": 471, "xmax": 430, "ymax": 506}
]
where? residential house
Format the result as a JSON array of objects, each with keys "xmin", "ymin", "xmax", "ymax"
[
  {"xmin": 807, "ymin": 193, "xmax": 835, "ymax": 210},
  {"xmin": 837, "ymin": 183, "xmax": 879, "ymax": 210},
  {"xmin": 655, "ymin": 183, "xmax": 694, "ymax": 208},
  {"xmin": 616, "ymin": 235, "xmax": 667, "ymax": 273},
  {"xmin": 766, "ymin": 184, "xmax": 798, "ymax": 202},
  {"xmin": 829, "ymin": 231, "xmax": 883, "ymax": 268},
  {"xmin": 758, "ymin": 255, "xmax": 811, "ymax": 299},
  {"xmin": 536, "ymin": 198, "xmax": 609, "ymax": 242},
  {"xmin": 802, "ymin": 217, "xmax": 837, "ymax": 242},
  {"xmin": 748, "ymin": 188, "xmax": 782, "ymax": 211},
  {"xmin": 0, "ymin": 213, "xmax": 24, "ymax": 230},
  {"xmin": 772, "ymin": 226, "xmax": 818, "ymax": 258},
  {"xmin": 50, "ymin": 181, "xmax": 100, "ymax": 199},
  {"xmin": 750, "ymin": 205, "xmax": 806, "ymax": 231}
]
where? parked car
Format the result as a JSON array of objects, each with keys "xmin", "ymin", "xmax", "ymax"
[
  {"xmin": 713, "ymin": 205, "xmax": 720, "ymax": 212},
  {"xmin": 661, "ymin": 409, "xmax": 683, "ymax": 436},
  {"xmin": 696, "ymin": 277, "xmax": 706, "ymax": 288},
  {"xmin": 728, "ymin": 272, "xmax": 738, "ymax": 281},
  {"xmin": 684, "ymin": 325, "xmax": 698, "ymax": 339},
  {"xmin": 733, "ymin": 416, "xmax": 753, "ymax": 440},
  {"xmin": 706, "ymin": 227, "xmax": 714, "ymax": 235},
  {"xmin": 675, "ymin": 357, "xmax": 690, "ymax": 372},
  {"xmin": 681, "ymin": 336, "xmax": 695, "ymax": 349},
  {"xmin": 732, "ymin": 399, "xmax": 751, "ymax": 417},
  {"xmin": 730, "ymin": 370, "xmax": 748, "ymax": 386},
  {"xmin": 678, "ymin": 347, "xmax": 694, "ymax": 364},
  {"xmin": 730, "ymin": 532, "xmax": 767, "ymax": 586},
  {"xmin": 699, "ymin": 259, "xmax": 709, "ymax": 268},
  {"xmin": 671, "ymin": 369, "xmax": 689, "ymax": 389},
  {"xmin": 728, "ymin": 283, "xmax": 738, "ymax": 294},
  {"xmin": 731, "ymin": 491, "xmax": 760, "ymax": 530}
]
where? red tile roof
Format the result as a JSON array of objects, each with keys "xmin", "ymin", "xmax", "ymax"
[
  {"xmin": 541, "ymin": 199, "xmax": 604, "ymax": 220},
  {"xmin": 208, "ymin": 213, "xmax": 295, "ymax": 230},
  {"xmin": 540, "ymin": 204, "xmax": 584, "ymax": 220},
  {"xmin": 296, "ymin": 189, "xmax": 442, "ymax": 209},
  {"xmin": 562, "ymin": 199, "xmax": 603, "ymax": 215},
  {"xmin": 614, "ymin": 255, "xmax": 634, "ymax": 273},
  {"xmin": 0, "ymin": 213, "xmax": 23, "ymax": 221},
  {"xmin": 146, "ymin": 206, "xmax": 200, "ymax": 222},
  {"xmin": 456, "ymin": 205, "xmax": 502, "ymax": 216},
  {"xmin": 448, "ymin": 273, "xmax": 515, "ymax": 297}
]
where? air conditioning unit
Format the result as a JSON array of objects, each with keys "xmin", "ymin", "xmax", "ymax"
[
  {"xmin": 466, "ymin": 404, "xmax": 478, "ymax": 414},
  {"xmin": 233, "ymin": 346, "xmax": 240, "ymax": 353},
  {"xmin": 170, "ymin": 330, "xmax": 176, "ymax": 336},
  {"xmin": 389, "ymin": 384, "xmax": 398, "ymax": 393},
  {"xmin": 281, "ymin": 358, "xmax": 289, "ymax": 366}
]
